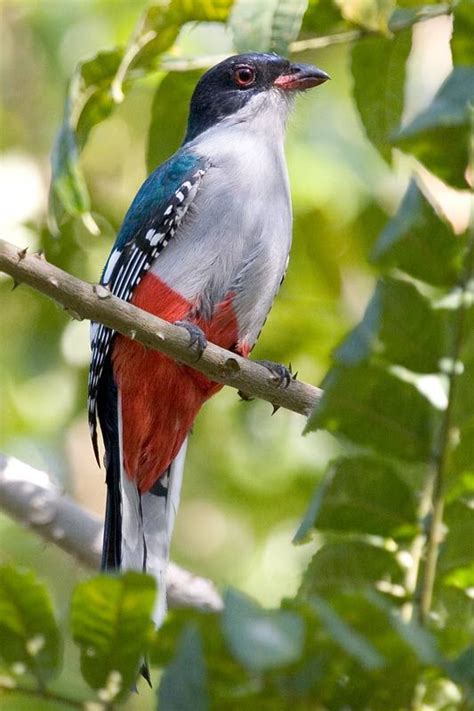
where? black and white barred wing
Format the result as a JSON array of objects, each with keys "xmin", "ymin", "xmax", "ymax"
[{"xmin": 88, "ymin": 167, "xmax": 206, "ymax": 462}]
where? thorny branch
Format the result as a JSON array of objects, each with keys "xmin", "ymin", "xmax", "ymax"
[
  {"xmin": 0, "ymin": 239, "xmax": 323, "ymax": 418},
  {"xmin": 0, "ymin": 453, "xmax": 223, "ymax": 612}
]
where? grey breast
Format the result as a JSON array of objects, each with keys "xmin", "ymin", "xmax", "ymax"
[{"xmin": 151, "ymin": 119, "xmax": 292, "ymax": 346}]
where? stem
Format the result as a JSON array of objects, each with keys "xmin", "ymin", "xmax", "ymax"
[
  {"xmin": 111, "ymin": 29, "xmax": 157, "ymax": 103},
  {"xmin": 290, "ymin": 2, "xmax": 452, "ymax": 53},
  {"xmin": 401, "ymin": 471, "xmax": 435, "ymax": 623},
  {"xmin": 416, "ymin": 195, "xmax": 474, "ymax": 623},
  {"xmin": 159, "ymin": 2, "xmax": 453, "ymax": 74}
]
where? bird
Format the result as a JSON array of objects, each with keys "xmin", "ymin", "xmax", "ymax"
[{"xmin": 88, "ymin": 52, "xmax": 329, "ymax": 628}]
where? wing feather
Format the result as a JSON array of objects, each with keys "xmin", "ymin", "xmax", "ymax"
[{"xmin": 88, "ymin": 162, "xmax": 207, "ymax": 462}]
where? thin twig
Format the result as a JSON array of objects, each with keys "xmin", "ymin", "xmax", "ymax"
[
  {"xmin": 0, "ymin": 239, "xmax": 323, "ymax": 418},
  {"xmin": 0, "ymin": 453, "xmax": 223, "ymax": 612},
  {"xmin": 158, "ymin": 2, "xmax": 453, "ymax": 75}
]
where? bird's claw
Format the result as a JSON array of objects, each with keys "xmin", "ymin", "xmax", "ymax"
[
  {"xmin": 256, "ymin": 360, "xmax": 293, "ymax": 388},
  {"xmin": 175, "ymin": 320, "xmax": 208, "ymax": 358}
]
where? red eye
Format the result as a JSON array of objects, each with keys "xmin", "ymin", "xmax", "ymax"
[{"xmin": 233, "ymin": 65, "xmax": 256, "ymax": 87}]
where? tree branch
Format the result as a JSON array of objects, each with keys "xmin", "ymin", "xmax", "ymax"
[
  {"xmin": 0, "ymin": 453, "xmax": 223, "ymax": 612},
  {"xmin": 0, "ymin": 239, "xmax": 322, "ymax": 417},
  {"xmin": 159, "ymin": 2, "xmax": 452, "ymax": 73}
]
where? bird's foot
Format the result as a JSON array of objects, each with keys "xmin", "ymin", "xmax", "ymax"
[
  {"xmin": 175, "ymin": 320, "xmax": 208, "ymax": 358},
  {"xmin": 256, "ymin": 360, "xmax": 295, "ymax": 388}
]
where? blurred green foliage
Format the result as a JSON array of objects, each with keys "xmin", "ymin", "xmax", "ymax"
[{"xmin": 0, "ymin": 0, "xmax": 473, "ymax": 709}]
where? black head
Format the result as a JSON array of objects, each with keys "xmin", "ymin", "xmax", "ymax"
[{"xmin": 184, "ymin": 52, "xmax": 329, "ymax": 143}]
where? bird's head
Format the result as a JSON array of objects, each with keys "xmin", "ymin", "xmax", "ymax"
[{"xmin": 184, "ymin": 52, "xmax": 329, "ymax": 143}]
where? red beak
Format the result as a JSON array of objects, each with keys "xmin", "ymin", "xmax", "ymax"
[{"xmin": 273, "ymin": 63, "xmax": 330, "ymax": 91}]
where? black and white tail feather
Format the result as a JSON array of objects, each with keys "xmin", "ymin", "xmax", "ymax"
[
  {"xmin": 89, "ymin": 162, "xmax": 207, "ymax": 625},
  {"xmin": 98, "ymin": 361, "xmax": 187, "ymax": 627}
]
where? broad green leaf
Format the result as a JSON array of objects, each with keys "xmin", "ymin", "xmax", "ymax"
[
  {"xmin": 300, "ymin": 0, "xmax": 347, "ymax": 35},
  {"xmin": 0, "ymin": 695, "xmax": 72, "ymax": 711},
  {"xmin": 0, "ymin": 566, "xmax": 61, "ymax": 683},
  {"xmin": 394, "ymin": 68, "xmax": 474, "ymax": 189},
  {"xmin": 299, "ymin": 541, "xmax": 403, "ymax": 597},
  {"xmin": 130, "ymin": 0, "xmax": 233, "ymax": 78},
  {"xmin": 296, "ymin": 456, "xmax": 416, "ymax": 540},
  {"xmin": 152, "ymin": 610, "xmax": 246, "ymax": 704},
  {"xmin": 439, "ymin": 500, "xmax": 474, "ymax": 575},
  {"xmin": 366, "ymin": 591, "xmax": 442, "ymax": 665},
  {"xmin": 451, "ymin": 303, "xmax": 474, "ymax": 430},
  {"xmin": 71, "ymin": 572, "xmax": 156, "ymax": 700},
  {"xmin": 335, "ymin": 277, "xmax": 452, "ymax": 373},
  {"xmin": 443, "ymin": 564, "xmax": 474, "ymax": 593},
  {"xmin": 449, "ymin": 420, "xmax": 474, "ymax": 492},
  {"xmin": 158, "ymin": 625, "xmax": 209, "ymax": 711},
  {"xmin": 372, "ymin": 179, "xmax": 465, "ymax": 287},
  {"xmin": 230, "ymin": 0, "xmax": 308, "ymax": 54},
  {"xmin": 309, "ymin": 595, "xmax": 384, "ymax": 669},
  {"xmin": 49, "ymin": 49, "xmax": 122, "ymax": 235},
  {"xmin": 306, "ymin": 363, "xmax": 438, "ymax": 462},
  {"xmin": 448, "ymin": 645, "xmax": 474, "ymax": 690},
  {"xmin": 222, "ymin": 590, "xmax": 304, "ymax": 671},
  {"xmin": 302, "ymin": 592, "xmax": 426, "ymax": 709},
  {"xmin": 49, "ymin": 99, "xmax": 94, "ymax": 236},
  {"xmin": 351, "ymin": 31, "xmax": 411, "ymax": 163},
  {"xmin": 49, "ymin": 1, "xmax": 232, "ymax": 231},
  {"xmin": 147, "ymin": 70, "xmax": 203, "ymax": 173},
  {"xmin": 75, "ymin": 48, "xmax": 123, "ymax": 147},
  {"xmin": 336, "ymin": 0, "xmax": 394, "ymax": 33},
  {"xmin": 452, "ymin": 0, "xmax": 474, "ymax": 66}
]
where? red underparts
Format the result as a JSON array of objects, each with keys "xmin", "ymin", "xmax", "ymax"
[{"xmin": 112, "ymin": 273, "xmax": 247, "ymax": 492}]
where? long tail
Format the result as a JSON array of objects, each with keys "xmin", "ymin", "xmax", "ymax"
[{"xmin": 98, "ymin": 361, "xmax": 187, "ymax": 626}]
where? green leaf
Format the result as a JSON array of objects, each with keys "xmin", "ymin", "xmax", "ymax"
[
  {"xmin": 296, "ymin": 456, "xmax": 416, "ymax": 540},
  {"xmin": 299, "ymin": 541, "xmax": 403, "ymax": 597},
  {"xmin": 0, "ymin": 566, "xmax": 61, "ymax": 683},
  {"xmin": 449, "ymin": 419, "xmax": 474, "ymax": 490},
  {"xmin": 452, "ymin": 302, "xmax": 474, "ymax": 430},
  {"xmin": 335, "ymin": 277, "xmax": 451, "ymax": 373},
  {"xmin": 372, "ymin": 179, "xmax": 465, "ymax": 287},
  {"xmin": 222, "ymin": 590, "xmax": 304, "ymax": 671},
  {"xmin": 71, "ymin": 572, "xmax": 156, "ymax": 700},
  {"xmin": 366, "ymin": 591, "xmax": 442, "ymax": 665},
  {"xmin": 351, "ymin": 31, "xmax": 411, "ymax": 163},
  {"xmin": 439, "ymin": 500, "xmax": 474, "ymax": 575},
  {"xmin": 300, "ymin": 0, "xmax": 347, "ymax": 36},
  {"xmin": 147, "ymin": 70, "xmax": 203, "ymax": 173},
  {"xmin": 49, "ymin": 1, "xmax": 232, "ymax": 230},
  {"xmin": 336, "ymin": 0, "xmax": 395, "ymax": 33},
  {"xmin": 309, "ymin": 595, "xmax": 384, "ymax": 669},
  {"xmin": 49, "ymin": 97, "xmax": 95, "ymax": 236},
  {"xmin": 452, "ymin": 0, "xmax": 474, "ymax": 66},
  {"xmin": 448, "ymin": 645, "xmax": 474, "ymax": 691},
  {"xmin": 393, "ymin": 68, "xmax": 474, "ymax": 188},
  {"xmin": 230, "ymin": 0, "xmax": 308, "ymax": 54},
  {"xmin": 0, "ymin": 694, "xmax": 73, "ymax": 711},
  {"xmin": 49, "ymin": 49, "xmax": 122, "ymax": 235},
  {"xmin": 129, "ymin": 0, "xmax": 233, "ymax": 80},
  {"xmin": 158, "ymin": 625, "xmax": 209, "ymax": 711},
  {"xmin": 306, "ymin": 363, "xmax": 438, "ymax": 462}
]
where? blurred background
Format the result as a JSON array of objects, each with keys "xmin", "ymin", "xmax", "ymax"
[{"xmin": 0, "ymin": 0, "xmax": 467, "ymax": 703}]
